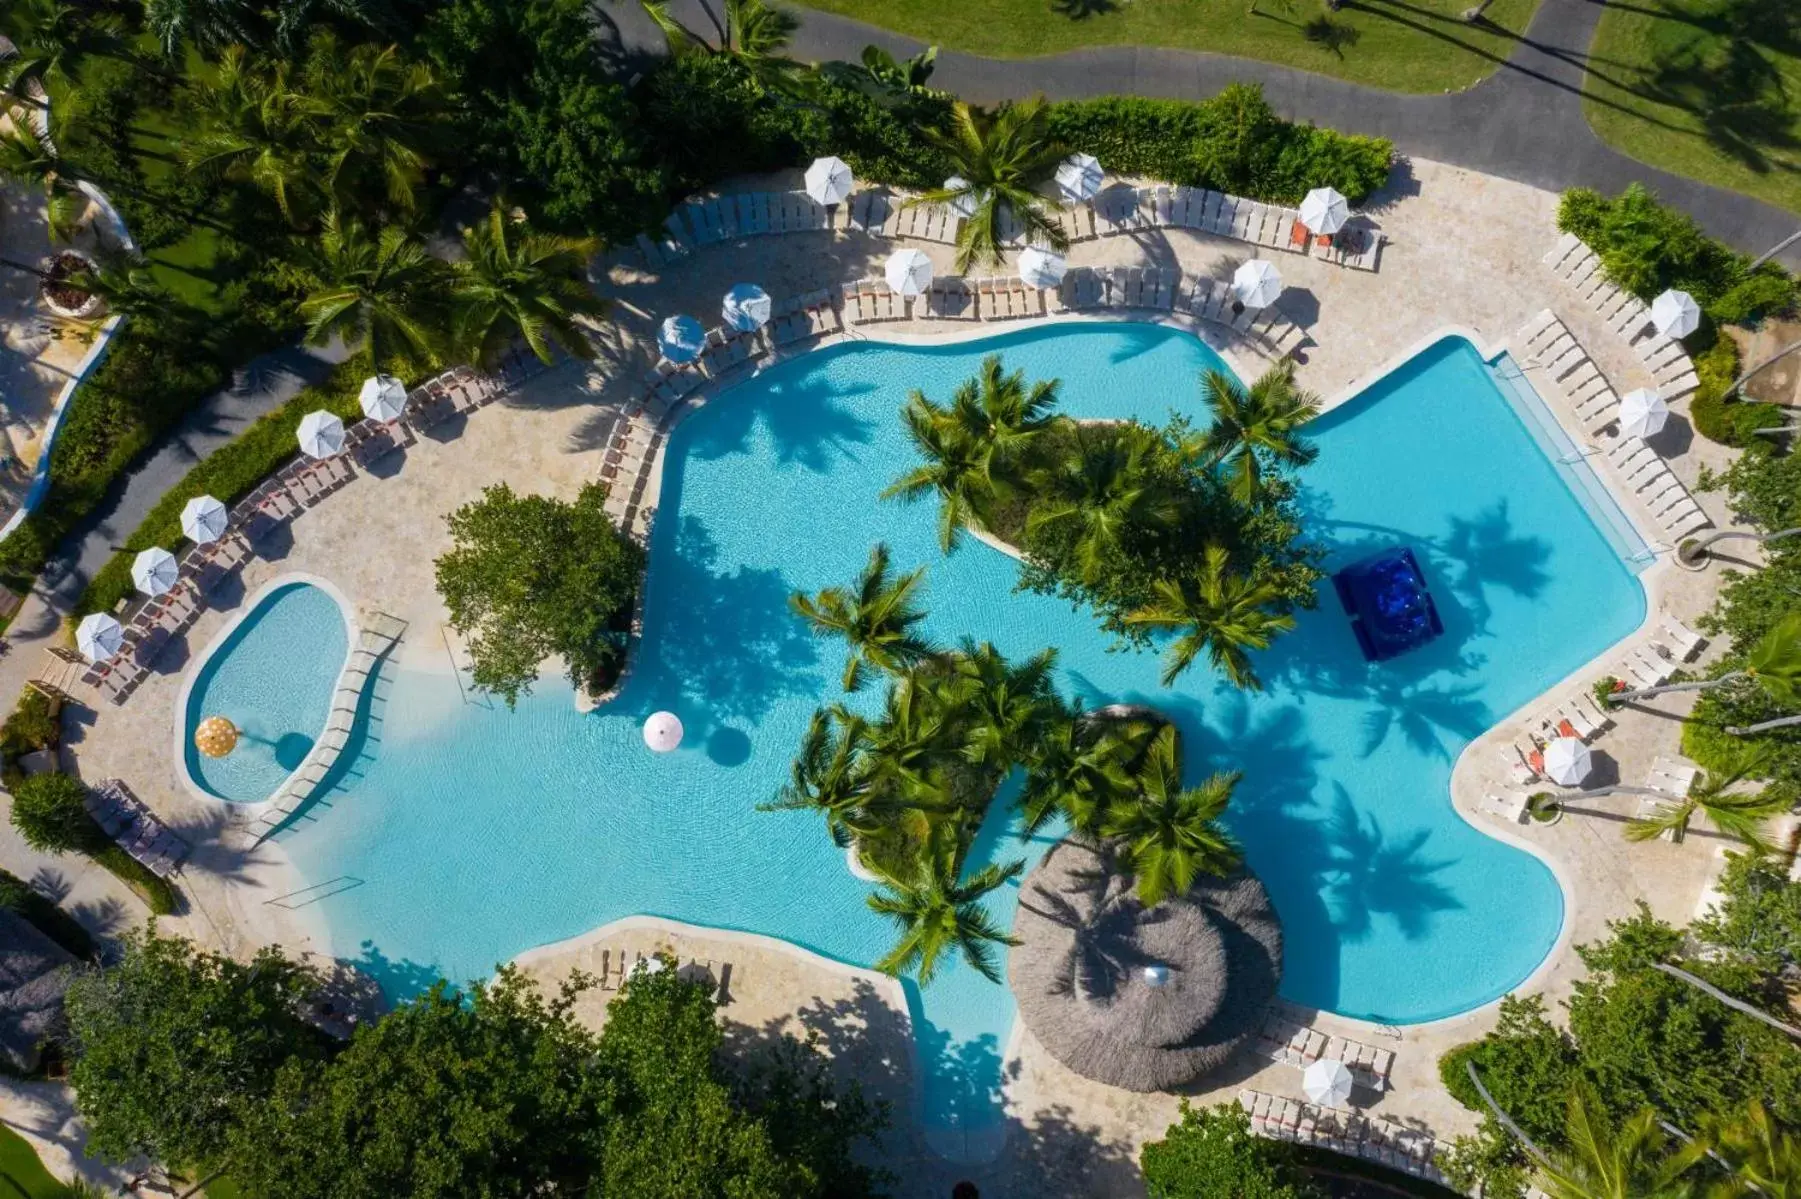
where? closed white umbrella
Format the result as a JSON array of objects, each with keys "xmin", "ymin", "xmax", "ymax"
[
  {"xmin": 1651, "ymin": 289, "xmax": 1701, "ymax": 339},
  {"xmin": 1299, "ymin": 187, "xmax": 1350, "ymax": 236},
  {"xmin": 76, "ymin": 613, "xmax": 124, "ymax": 663},
  {"xmin": 1054, "ymin": 152, "xmax": 1103, "ymax": 203},
  {"xmin": 803, "ymin": 156, "xmax": 853, "ymax": 206},
  {"xmin": 942, "ymin": 176, "xmax": 980, "ymax": 219},
  {"xmin": 1619, "ymin": 388, "xmax": 1669, "ymax": 440},
  {"xmin": 180, "ymin": 495, "xmax": 229, "ymax": 545},
  {"xmin": 643, "ymin": 711, "xmax": 683, "ymax": 752},
  {"xmin": 1303, "ymin": 1058, "xmax": 1355, "ymax": 1107},
  {"xmin": 884, "ymin": 248, "xmax": 933, "ymax": 298},
  {"xmin": 1543, "ymin": 736, "xmax": 1592, "ymax": 787},
  {"xmin": 358, "ymin": 374, "xmax": 407, "ymax": 422},
  {"xmin": 722, "ymin": 284, "xmax": 773, "ymax": 332},
  {"xmin": 131, "ymin": 547, "xmax": 179, "ymax": 598},
  {"xmin": 1232, "ymin": 259, "xmax": 1283, "ymax": 309},
  {"xmin": 1017, "ymin": 246, "xmax": 1068, "ymax": 290},
  {"xmin": 657, "ymin": 315, "xmax": 707, "ymax": 364},
  {"xmin": 296, "ymin": 410, "xmax": 345, "ymax": 460}
]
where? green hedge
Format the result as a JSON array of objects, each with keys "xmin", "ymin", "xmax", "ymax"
[
  {"xmin": 94, "ymin": 844, "xmax": 178, "ymax": 916},
  {"xmin": 1688, "ymin": 335, "xmax": 1784, "ymax": 447},
  {"xmin": 75, "ymin": 354, "xmax": 383, "ymax": 620}
]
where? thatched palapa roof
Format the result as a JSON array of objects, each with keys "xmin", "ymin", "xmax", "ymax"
[{"xmin": 1008, "ymin": 839, "xmax": 1282, "ymax": 1092}]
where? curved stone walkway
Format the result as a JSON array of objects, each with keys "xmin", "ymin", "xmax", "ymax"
[{"xmin": 612, "ymin": 0, "xmax": 1801, "ymax": 263}]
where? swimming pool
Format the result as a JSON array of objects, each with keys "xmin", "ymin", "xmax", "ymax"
[
  {"xmin": 182, "ymin": 580, "xmax": 349, "ymax": 804},
  {"xmin": 275, "ymin": 324, "xmax": 1645, "ymax": 1156}
]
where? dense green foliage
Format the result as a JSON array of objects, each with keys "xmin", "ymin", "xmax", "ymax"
[
  {"xmin": 1687, "ymin": 333, "xmax": 1784, "ymax": 448},
  {"xmin": 8, "ymin": 771, "xmax": 96, "ymax": 855},
  {"xmin": 1436, "ymin": 893, "xmax": 1801, "ymax": 1197},
  {"xmin": 67, "ymin": 933, "xmax": 884, "ymax": 1196},
  {"xmin": 1141, "ymin": 1101, "xmax": 1320, "ymax": 1198},
  {"xmin": 0, "ymin": 689, "xmax": 60, "ymax": 785},
  {"xmin": 434, "ymin": 482, "xmax": 645, "ymax": 706}
]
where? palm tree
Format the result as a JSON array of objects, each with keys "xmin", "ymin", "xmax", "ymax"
[
  {"xmin": 142, "ymin": 0, "xmax": 258, "ymax": 57},
  {"xmin": 1, "ymin": 0, "xmax": 124, "ymax": 104},
  {"xmin": 950, "ymin": 640, "xmax": 1059, "ymax": 769},
  {"xmin": 761, "ymin": 708, "xmax": 883, "ymax": 847},
  {"xmin": 1533, "ymin": 1084, "xmax": 1702, "ymax": 1199},
  {"xmin": 790, "ymin": 543, "xmax": 936, "ymax": 692},
  {"xmin": 1699, "ymin": 1098, "xmax": 1801, "ymax": 1199},
  {"xmin": 451, "ymin": 202, "xmax": 605, "ymax": 369},
  {"xmin": 298, "ymin": 211, "xmax": 449, "ymax": 374},
  {"xmin": 867, "ymin": 835, "xmax": 1023, "ymax": 985},
  {"xmin": 1677, "ymin": 526, "xmax": 1801, "ymax": 567},
  {"xmin": 181, "ymin": 47, "xmax": 325, "ymax": 228},
  {"xmin": 947, "ymin": 355, "xmax": 1060, "ymax": 481},
  {"xmin": 272, "ymin": 0, "xmax": 391, "ymax": 52},
  {"xmin": 1540, "ymin": 748, "xmax": 1785, "ymax": 848},
  {"xmin": 638, "ymin": 0, "xmax": 810, "ymax": 95},
  {"xmin": 1102, "ymin": 724, "xmax": 1240, "ymax": 907},
  {"xmin": 914, "ymin": 98, "xmax": 1067, "ymax": 272},
  {"xmin": 0, "ymin": 122, "xmax": 86, "ymax": 243},
  {"xmin": 1192, "ymin": 362, "xmax": 1320, "ymax": 505},
  {"xmin": 854, "ymin": 675, "xmax": 951, "ymax": 797},
  {"xmin": 1026, "ymin": 424, "xmax": 1178, "ymax": 584},
  {"xmin": 308, "ymin": 37, "xmax": 445, "ymax": 216},
  {"xmin": 62, "ymin": 250, "xmax": 174, "ymax": 320},
  {"xmin": 1607, "ymin": 613, "xmax": 1801, "ymax": 730},
  {"xmin": 883, "ymin": 399, "xmax": 999, "ymax": 552},
  {"xmin": 1017, "ymin": 707, "xmax": 1138, "ymax": 839},
  {"xmin": 1123, "ymin": 544, "xmax": 1296, "ymax": 689}
]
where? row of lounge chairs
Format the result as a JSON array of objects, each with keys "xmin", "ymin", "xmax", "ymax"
[
  {"xmin": 1601, "ymin": 434, "xmax": 1712, "ymax": 542},
  {"xmin": 1543, "ymin": 234, "xmax": 1700, "ymax": 396},
  {"xmin": 1238, "ymin": 1090, "xmax": 1444, "ymax": 1183},
  {"xmin": 86, "ymin": 779, "xmax": 188, "ymax": 879},
  {"xmin": 1637, "ymin": 755, "xmax": 1700, "ymax": 840},
  {"xmin": 1256, "ymin": 1005, "xmax": 1394, "ymax": 1092},
  {"xmin": 592, "ymin": 949, "xmax": 736, "ymax": 1003},
  {"xmin": 1090, "ymin": 183, "xmax": 1382, "ymax": 269}
]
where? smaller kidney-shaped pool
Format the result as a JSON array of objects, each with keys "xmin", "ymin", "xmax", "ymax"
[{"xmin": 181, "ymin": 579, "xmax": 350, "ymax": 804}]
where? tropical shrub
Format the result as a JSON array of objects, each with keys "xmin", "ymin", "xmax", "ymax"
[
  {"xmin": 1687, "ymin": 334, "xmax": 1782, "ymax": 447},
  {"xmin": 0, "ymin": 688, "xmax": 60, "ymax": 782},
  {"xmin": 8, "ymin": 771, "xmax": 97, "ymax": 855},
  {"xmin": 1141, "ymin": 1100, "xmax": 1320, "ymax": 1198}
]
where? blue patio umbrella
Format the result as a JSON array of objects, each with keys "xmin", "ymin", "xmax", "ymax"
[
  {"xmin": 657, "ymin": 314, "xmax": 707, "ymax": 363},
  {"xmin": 722, "ymin": 284, "xmax": 773, "ymax": 332}
]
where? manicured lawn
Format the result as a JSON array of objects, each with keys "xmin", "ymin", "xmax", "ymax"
[
  {"xmin": 1583, "ymin": 0, "xmax": 1801, "ymax": 216},
  {"xmin": 787, "ymin": 0, "xmax": 1543, "ymax": 93},
  {"xmin": 0, "ymin": 1126, "xmax": 67, "ymax": 1199}
]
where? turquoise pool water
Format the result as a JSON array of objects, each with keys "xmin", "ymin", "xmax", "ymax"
[
  {"xmin": 184, "ymin": 581, "xmax": 348, "ymax": 803},
  {"xmin": 274, "ymin": 326, "xmax": 1644, "ymax": 1155}
]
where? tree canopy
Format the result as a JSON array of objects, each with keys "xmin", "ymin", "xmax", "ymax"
[{"xmin": 1140, "ymin": 1101, "xmax": 1320, "ymax": 1198}]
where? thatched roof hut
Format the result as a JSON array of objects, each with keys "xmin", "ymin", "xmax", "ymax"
[{"xmin": 1008, "ymin": 838, "xmax": 1282, "ymax": 1092}]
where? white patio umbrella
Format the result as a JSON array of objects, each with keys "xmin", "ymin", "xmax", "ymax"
[
  {"xmin": 180, "ymin": 495, "xmax": 229, "ymax": 545},
  {"xmin": 358, "ymin": 374, "xmax": 407, "ymax": 422},
  {"xmin": 296, "ymin": 410, "xmax": 345, "ymax": 460},
  {"xmin": 1651, "ymin": 289, "xmax": 1701, "ymax": 340},
  {"xmin": 722, "ymin": 283, "xmax": 773, "ymax": 332},
  {"xmin": 643, "ymin": 711, "xmax": 683, "ymax": 752},
  {"xmin": 942, "ymin": 176, "xmax": 980, "ymax": 219},
  {"xmin": 636, "ymin": 955, "xmax": 667, "ymax": 975},
  {"xmin": 803, "ymin": 156, "xmax": 853, "ymax": 207},
  {"xmin": 1543, "ymin": 736, "xmax": 1593, "ymax": 787},
  {"xmin": 1017, "ymin": 246, "xmax": 1068, "ymax": 290},
  {"xmin": 1232, "ymin": 259, "xmax": 1283, "ymax": 309},
  {"xmin": 1303, "ymin": 1059, "xmax": 1355, "ymax": 1108},
  {"xmin": 885, "ymin": 248, "xmax": 933, "ymax": 298},
  {"xmin": 1299, "ymin": 187, "xmax": 1350, "ymax": 236},
  {"xmin": 1619, "ymin": 387, "xmax": 1669, "ymax": 440},
  {"xmin": 657, "ymin": 315, "xmax": 707, "ymax": 364},
  {"xmin": 76, "ymin": 613, "xmax": 124, "ymax": 663},
  {"xmin": 131, "ymin": 547, "xmax": 179, "ymax": 598},
  {"xmin": 1054, "ymin": 152, "xmax": 1103, "ymax": 203}
]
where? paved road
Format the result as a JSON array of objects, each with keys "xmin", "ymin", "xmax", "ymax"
[{"xmin": 612, "ymin": 0, "xmax": 1801, "ymax": 264}]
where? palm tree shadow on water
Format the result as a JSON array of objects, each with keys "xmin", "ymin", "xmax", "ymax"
[{"xmin": 679, "ymin": 359, "xmax": 879, "ymax": 474}]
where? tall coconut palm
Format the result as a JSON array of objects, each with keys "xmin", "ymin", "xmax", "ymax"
[
  {"xmin": 1192, "ymin": 362, "xmax": 1320, "ymax": 505},
  {"xmin": 1123, "ymin": 544, "xmax": 1296, "ymax": 690},
  {"xmin": 273, "ymin": 0, "xmax": 391, "ymax": 52},
  {"xmin": 142, "ymin": 0, "xmax": 257, "ymax": 57},
  {"xmin": 308, "ymin": 37, "xmax": 445, "ymax": 216},
  {"xmin": 298, "ymin": 211, "xmax": 449, "ymax": 373},
  {"xmin": 181, "ymin": 47, "xmax": 325, "ymax": 228},
  {"xmin": 1026, "ymin": 424, "xmax": 1178, "ymax": 584},
  {"xmin": 1, "ymin": 0, "xmax": 124, "ymax": 104},
  {"xmin": 1677, "ymin": 526, "xmax": 1801, "ymax": 567},
  {"xmin": 1017, "ymin": 707, "xmax": 1138, "ymax": 839},
  {"xmin": 638, "ymin": 0, "xmax": 809, "ymax": 95},
  {"xmin": 1544, "ymin": 747, "xmax": 1785, "ymax": 848},
  {"xmin": 1608, "ymin": 612, "xmax": 1801, "ymax": 724},
  {"xmin": 62, "ymin": 250, "xmax": 173, "ymax": 320},
  {"xmin": 761, "ymin": 708, "xmax": 886, "ymax": 848},
  {"xmin": 854, "ymin": 675, "xmax": 951, "ymax": 796},
  {"xmin": 790, "ymin": 543, "xmax": 936, "ymax": 692},
  {"xmin": 1700, "ymin": 1098, "xmax": 1801, "ymax": 1199},
  {"xmin": 883, "ymin": 398, "xmax": 999, "ymax": 552},
  {"xmin": 915, "ymin": 98, "xmax": 1067, "ymax": 272},
  {"xmin": 867, "ymin": 835, "xmax": 1023, "ymax": 985},
  {"xmin": 451, "ymin": 202, "xmax": 605, "ymax": 370},
  {"xmin": 950, "ymin": 640, "xmax": 1059, "ymax": 769},
  {"xmin": 1533, "ymin": 1084, "xmax": 1702, "ymax": 1199},
  {"xmin": 946, "ymin": 355, "xmax": 1060, "ymax": 481},
  {"xmin": 1102, "ymin": 724, "xmax": 1240, "ymax": 907},
  {"xmin": 0, "ymin": 122, "xmax": 85, "ymax": 243}
]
